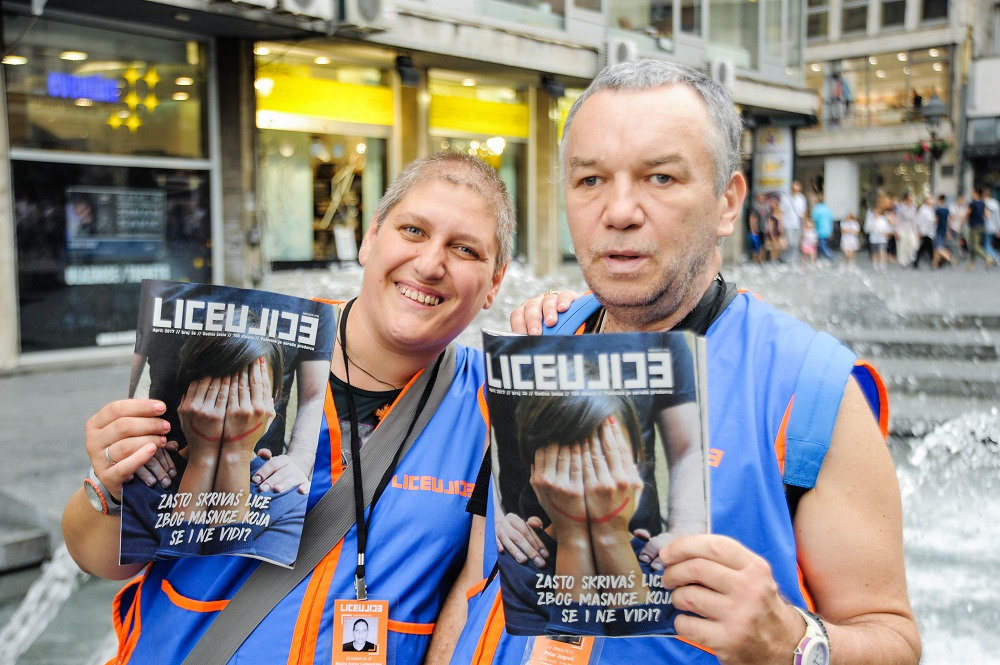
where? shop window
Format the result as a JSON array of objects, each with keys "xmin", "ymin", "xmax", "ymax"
[
  {"xmin": 881, "ymin": 0, "xmax": 906, "ymax": 28},
  {"xmin": 807, "ymin": 0, "xmax": 829, "ymax": 40},
  {"xmin": 610, "ymin": 1, "xmax": 673, "ymax": 40},
  {"xmin": 3, "ymin": 14, "xmax": 207, "ymax": 159},
  {"xmin": 709, "ymin": 0, "xmax": 758, "ymax": 68},
  {"xmin": 259, "ymin": 130, "xmax": 387, "ymax": 266},
  {"xmin": 922, "ymin": 0, "xmax": 948, "ymax": 21},
  {"xmin": 13, "ymin": 161, "xmax": 212, "ymax": 351},
  {"xmin": 680, "ymin": 0, "xmax": 701, "ymax": 35},
  {"xmin": 841, "ymin": 0, "xmax": 868, "ymax": 35}
]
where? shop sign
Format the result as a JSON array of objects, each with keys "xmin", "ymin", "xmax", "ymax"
[
  {"xmin": 47, "ymin": 72, "xmax": 121, "ymax": 103},
  {"xmin": 257, "ymin": 65, "xmax": 393, "ymax": 127},
  {"xmin": 752, "ymin": 126, "xmax": 793, "ymax": 193},
  {"xmin": 430, "ymin": 95, "xmax": 529, "ymax": 139}
]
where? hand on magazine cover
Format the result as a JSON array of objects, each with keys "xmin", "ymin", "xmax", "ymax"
[
  {"xmin": 178, "ymin": 374, "xmax": 232, "ymax": 459},
  {"xmin": 509, "ymin": 290, "xmax": 580, "ymax": 335},
  {"xmin": 496, "ymin": 511, "xmax": 548, "ymax": 568},
  {"xmin": 580, "ymin": 420, "xmax": 643, "ymax": 534},
  {"xmin": 658, "ymin": 534, "xmax": 804, "ymax": 664},
  {"xmin": 254, "ymin": 449, "xmax": 311, "ymax": 495},
  {"xmin": 530, "ymin": 441, "xmax": 589, "ymax": 541},
  {"xmin": 220, "ymin": 361, "xmax": 275, "ymax": 458},
  {"xmin": 134, "ymin": 443, "xmax": 179, "ymax": 489},
  {"xmin": 85, "ymin": 399, "xmax": 171, "ymax": 501}
]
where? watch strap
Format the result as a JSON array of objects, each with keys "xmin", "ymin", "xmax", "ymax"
[
  {"xmin": 86, "ymin": 468, "xmax": 122, "ymax": 515},
  {"xmin": 791, "ymin": 605, "xmax": 830, "ymax": 664}
]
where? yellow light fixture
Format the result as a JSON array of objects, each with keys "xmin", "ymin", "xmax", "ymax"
[
  {"xmin": 314, "ymin": 56, "xmax": 331, "ymax": 65},
  {"xmin": 461, "ymin": 78, "xmax": 476, "ymax": 87},
  {"xmin": 172, "ymin": 91, "xmax": 190, "ymax": 101},
  {"xmin": 175, "ymin": 76, "xmax": 194, "ymax": 86},
  {"xmin": 2, "ymin": 55, "xmax": 27, "ymax": 65},
  {"xmin": 75, "ymin": 98, "xmax": 94, "ymax": 107},
  {"xmin": 60, "ymin": 51, "xmax": 88, "ymax": 61},
  {"xmin": 254, "ymin": 78, "xmax": 275, "ymax": 96},
  {"xmin": 125, "ymin": 113, "xmax": 142, "ymax": 133},
  {"xmin": 254, "ymin": 46, "xmax": 271, "ymax": 56}
]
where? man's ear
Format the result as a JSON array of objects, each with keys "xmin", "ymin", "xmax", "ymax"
[
  {"xmin": 716, "ymin": 172, "xmax": 748, "ymax": 239},
  {"xmin": 482, "ymin": 263, "xmax": 507, "ymax": 310},
  {"xmin": 357, "ymin": 217, "xmax": 380, "ymax": 266}
]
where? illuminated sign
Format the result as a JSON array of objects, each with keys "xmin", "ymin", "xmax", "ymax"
[{"xmin": 47, "ymin": 72, "xmax": 120, "ymax": 103}]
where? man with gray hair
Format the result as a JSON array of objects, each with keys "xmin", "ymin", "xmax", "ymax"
[{"xmin": 431, "ymin": 59, "xmax": 920, "ymax": 665}]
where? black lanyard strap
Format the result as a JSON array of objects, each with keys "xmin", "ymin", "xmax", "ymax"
[{"xmin": 339, "ymin": 298, "xmax": 442, "ymax": 600}]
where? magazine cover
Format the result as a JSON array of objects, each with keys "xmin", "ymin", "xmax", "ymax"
[
  {"xmin": 120, "ymin": 279, "xmax": 336, "ymax": 567},
  {"xmin": 482, "ymin": 330, "xmax": 710, "ymax": 638}
]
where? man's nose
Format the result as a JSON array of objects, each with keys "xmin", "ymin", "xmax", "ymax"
[{"xmin": 604, "ymin": 180, "xmax": 644, "ymax": 229}]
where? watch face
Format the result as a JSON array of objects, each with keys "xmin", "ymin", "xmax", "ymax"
[{"xmin": 805, "ymin": 640, "xmax": 830, "ymax": 665}]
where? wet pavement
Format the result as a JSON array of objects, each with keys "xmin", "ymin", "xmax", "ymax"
[{"xmin": 0, "ymin": 254, "xmax": 997, "ymax": 663}]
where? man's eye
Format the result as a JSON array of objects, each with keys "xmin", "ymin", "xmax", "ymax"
[
  {"xmin": 581, "ymin": 176, "xmax": 599, "ymax": 187},
  {"xmin": 456, "ymin": 245, "xmax": 480, "ymax": 259},
  {"xmin": 651, "ymin": 174, "xmax": 672, "ymax": 185},
  {"xmin": 402, "ymin": 225, "xmax": 423, "ymax": 236}
]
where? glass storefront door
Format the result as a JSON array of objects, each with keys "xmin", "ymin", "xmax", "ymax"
[{"xmin": 3, "ymin": 12, "xmax": 213, "ymax": 352}]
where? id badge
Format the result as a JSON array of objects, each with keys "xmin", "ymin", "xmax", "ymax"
[
  {"xmin": 334, "ymin": 599, "xmax": 390, "ymax": 665},
  {"xmin": 524, "ymin": 635, "xmax": 599, "ymax": 665}
]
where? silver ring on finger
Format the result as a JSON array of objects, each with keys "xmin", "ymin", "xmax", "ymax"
[{"xmin": 104, "ymin": 446, "xmax": 118, "ymax": 465}]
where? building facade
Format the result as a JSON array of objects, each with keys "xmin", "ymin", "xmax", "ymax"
[
  {"xmin": 797, "ymin": 0, "xmax": 969, "ymax": 220},
  {"xmin": 1, "ymin": 0, "xmax": 818, "ymax": 370}
]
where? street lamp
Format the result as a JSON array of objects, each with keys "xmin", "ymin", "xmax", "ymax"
[{"xmin": 920, "ymin": 92, "xmax": 948, "ymax": 194}]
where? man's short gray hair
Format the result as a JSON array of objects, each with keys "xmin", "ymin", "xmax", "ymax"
[
  {"xmin": 373, "ymin": 152, "xmax": 515, "ymax": 274},
  {"xmin": 561, "ymin": 60, "xmax": 743, "ymax": 196}
]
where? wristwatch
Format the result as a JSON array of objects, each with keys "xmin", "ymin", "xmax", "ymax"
[
  {"xmin": 84, "ymin": 468, "xmax": 122, "ymax": 516},
  {"xmin": 792, "ymin": 606, "xmax": 830, "ymax": 665}
]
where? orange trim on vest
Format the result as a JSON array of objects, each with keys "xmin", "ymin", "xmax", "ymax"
[
  {"xmin": 471, "ymin": 589, "xmax": 507, "ymax": 665},
  {"xmin": 855, "ymin": 359, "xmax": 890, "ymax": 440},
  {"xmin": 388, "ymin": 619, "xmax": 435, "ymax": 635},
  {"xmin": 113, "ymin": 574, "xmax": 145, "ymax": 665},
  {"xmin": 796, "ymin": 564, "xmax": 818, "ymax": 612},
  {"xmin": 161, "ymin": 578, "xmax": 230, "ymax": 612},
  {"xmin": 774, "ymin": 396, "xmax": 795, "ymax": 475},
  {"xmin": 465, "ymin": 578, "xmax": 488, "ymax": 601},
  {"xmin": 675, "ymin": 635, "xmax": 714, "ymax": 654},
  {"xmin": 478, "ymin": 385, "xmax": 491, "ymax": 455},
  {"xmin": 288, "ymin": 541, "xmax": 345, "ymax": 665}
]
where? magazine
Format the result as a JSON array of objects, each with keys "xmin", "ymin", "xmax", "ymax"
[
  {"xmin": 120, "ymin": 279, "xmax": 336, "ymax": 567},
  {"xmin": 482, "ymin": 329, "xmax": 710, "ymax": 638}
]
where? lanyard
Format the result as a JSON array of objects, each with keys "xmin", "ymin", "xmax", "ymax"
[{"xmin": 338, "ymin": 298, "xmax": 442, "ymax": 600}]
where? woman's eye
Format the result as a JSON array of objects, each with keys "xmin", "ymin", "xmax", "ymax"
[
  {"xmin": 581, "ymin": 176, "xmax": 599, "ymax": 187},
  {"xmin": 456, "ymin": 245, "xmax": 480, "ymax": 259}
]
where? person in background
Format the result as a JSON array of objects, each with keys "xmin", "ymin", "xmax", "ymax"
[
  {"xmin": 780, "ymin": 180, "xmax": 807, "ymax": 267},
  {"xmin": 965, "ymin": 186, "xmax": 994, "ymax": 271},
  {"xmin": 913, "ymin": 195, "xmax": 937, "ymax": 269},
  {"xmin": 931, "ymin": 195, "xmax": 953, "ymax": 270},
  {"xmin": 810, "ymin": 192, "xmax": 835, "ymax": 262},
  {"xmin": 839, "ymin": 211, "xmax": 861, "ymax": 270},
  {"xmin": 949, "ymin": 194, "xmax": 968, "ymax": 260},
  {"xmin": 983, "ymin": 187, "xmax": 1000, "ymax": 268},
  {"xmin": 894, "ymin": 191, "xmax": 919, "ymax": 268},
  {"xmin": 801, "ymin": 215, "xmax": 819, "ymax": 269}
]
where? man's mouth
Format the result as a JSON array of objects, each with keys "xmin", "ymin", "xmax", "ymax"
[{"xmin": 396, "ymin": 283, "xmax": 442, "ymax": 306}]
